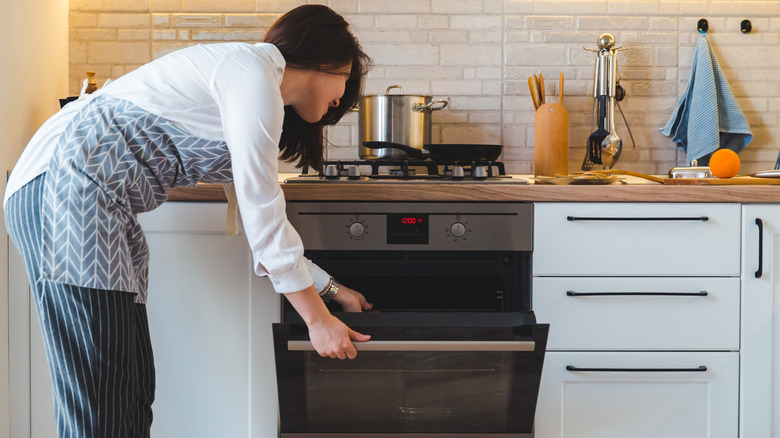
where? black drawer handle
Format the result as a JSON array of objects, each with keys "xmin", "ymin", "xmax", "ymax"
[
  {"xmin": 755, "ymin": 218, "xmax": 763, "ymax": 279},
  {"xmin": 567, "ymin": 216, "xmax": 709, "ymax": 222},
  {"xmin": 567, "ymin": 291, "xmax": 708, "ymax": 297},
  {"xmin": 566, "ymin": 365, "xmax": 708, "ymax": 373}
]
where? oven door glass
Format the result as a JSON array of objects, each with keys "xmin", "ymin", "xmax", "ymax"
[{"xmin": 273, "ymin": 312, "xmax": 548, "ymax": 437}]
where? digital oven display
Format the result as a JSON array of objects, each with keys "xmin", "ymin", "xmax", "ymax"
[{"xmin": 387, "ymin": 213, "xmax": 429, "ymax": 244}]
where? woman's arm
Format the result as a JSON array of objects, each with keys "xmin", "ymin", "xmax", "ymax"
[{"xmin": 284, "ymin": 285, "xmax": 371, "ymax": 359}]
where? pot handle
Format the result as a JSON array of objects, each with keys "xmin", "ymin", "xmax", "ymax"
[
  {"xmin": 362, "ymin": 141, "xmax": 425, "ymax": 160},
  {"xmin": 413, "ymin": 99, "xmax": 449, "ymax": 112},
  {"xmin": 386, "ymin": 85, "xmax": 404, "ymax": 95}
]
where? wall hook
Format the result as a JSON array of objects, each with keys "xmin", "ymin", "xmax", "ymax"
[
  {"xmin": 741, "ymin": 19, "xmax": 752, "ymax": 34},
  {"xmin": 697, "ymin": 18, "xmax": 708, "ymax": 34}
]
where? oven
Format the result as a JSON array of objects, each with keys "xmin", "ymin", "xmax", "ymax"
[{"xmin": 273, "ymin": 202, "xmax": 548, "ymax": 437}]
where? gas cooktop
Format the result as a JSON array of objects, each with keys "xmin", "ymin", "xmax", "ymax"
[{"xmin": 283, "ymin": 159, "xmax": 528, "ymax": 184}]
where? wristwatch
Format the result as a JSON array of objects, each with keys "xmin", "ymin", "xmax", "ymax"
[{"xmin": 319, "ymin": 277, "xmax": 340, "ymax": 302}]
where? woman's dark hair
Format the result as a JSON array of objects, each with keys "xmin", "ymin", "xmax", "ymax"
[{"xmin": 263, "ymin": 5, "xmax": 371, "ymax": 170}]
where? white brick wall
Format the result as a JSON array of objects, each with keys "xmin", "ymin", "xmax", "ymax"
[{"xmin": 70, "ymin": 0, "xmax": 780, "ymax": 174}]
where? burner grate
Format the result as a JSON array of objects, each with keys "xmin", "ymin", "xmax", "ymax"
[{"xmin": 303, "ymin": 160, "xmax": 507, "ymax": 180}]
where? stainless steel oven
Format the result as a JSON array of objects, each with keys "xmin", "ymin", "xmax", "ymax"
[{"xmin": 273, "ymin": 202, "xmax": 548, "ymax": 437}]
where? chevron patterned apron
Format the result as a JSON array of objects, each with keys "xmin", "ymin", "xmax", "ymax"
[{"xmin": 41, "ymin": 95, "xmax": 234, "ymax": 303}]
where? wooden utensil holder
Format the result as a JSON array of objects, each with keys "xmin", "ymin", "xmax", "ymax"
[{"xmin": 534, "ymin": 103, "xmax": 569, "ymax": 177}]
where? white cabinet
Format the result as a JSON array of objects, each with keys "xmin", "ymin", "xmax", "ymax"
[
  {"xmin": 138, "ymin": 202, "xmax": 280, "ymax": 438},
  {"xmin": 535, "ymin": 352, "xmax": 739, "ymax": 438},
  {"xmin": 533, "ymin": 203, "xmax": 741, "ymax": 276},
  {"xmin": 8, "ymin": 232, "xmax": 56, "ymax": 438},
  {"xmin": 7, "ymin": 202, "xmax": 281, "ymax": 438},
  {"xmin": 533, "ymin": 203, "xmax": 741, "ymax": 438},
  {"xmin": 534, "ymin": 277, "xmax": 740, "ymax": 351},
  {"xmin": 740, "ymin": 205, "xmax": 780, "ymax": 438}
]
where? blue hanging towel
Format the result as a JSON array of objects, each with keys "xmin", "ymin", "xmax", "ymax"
[{"xmin": 660, "ymin": 34, "xmax": 752, "ymax": 164}]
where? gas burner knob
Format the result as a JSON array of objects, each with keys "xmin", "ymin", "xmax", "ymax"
[
  {"xmin": 450, "ymin": 222, "xmax": 466, "ymax": 238},
  {"xmin": 324, "ymin": 164, "xmax": 340, "ymax": 179},
  {"xmin": 347, "ymin": 165, "xmax": 361, "ymax": 179},
  {"xmin": 473, "ymin": 166, "xmax": 488, "ymax": 179},
  {"xmin": 349, "ymin": 222, "xmax": 366, "ymax": 237},
  {"xmin": 452, "ymin": 165, "xmax": 465, "ymax": 179}
]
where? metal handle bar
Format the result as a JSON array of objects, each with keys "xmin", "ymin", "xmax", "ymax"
[
  {"xmin": 567, "ymin": 365, "xmax": 708, "ymax": 373},
  {"xmin": 567, "ymin": 216, "xmax": 709, "ymax": 222},
  {"xmin": 567, "ymin": 291, "xmax": 708, "ymax": 297},
  {"xmin": 288, "ymin": 340, "xmax": 534, "ymax": 352},
  {"xmin": 755, "ymin": 218, "xmax": 764, "ymax": 278}
]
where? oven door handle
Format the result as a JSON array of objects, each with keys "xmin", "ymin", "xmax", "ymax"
[{"xmin": 288, "ymin": 340, "xmax": 535, "ymax": 352}]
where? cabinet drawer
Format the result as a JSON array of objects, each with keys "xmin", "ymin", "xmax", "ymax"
[
  {"xmin": 535, "ymin": 351, "xmax": 739, "ymax": 438},
  {"xmin": 533, "ymin": 277, "xmax": 740, "ymax": 350},
  {"xmin": 139, "ymin": 202, "xmax": 233, "ymax": 233},
  {"xmin": 533, "ymin": 203, "xmax": 740, "ymax": 276}
]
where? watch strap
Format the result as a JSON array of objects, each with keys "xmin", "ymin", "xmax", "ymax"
[{"xmin": 320, "ymin": 277, "xmax": 339, "ymax": 302}]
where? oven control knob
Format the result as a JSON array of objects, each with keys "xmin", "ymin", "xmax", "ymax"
[
  {"xmin": 349, "ymin": 222, "xmax": 366, "ymax": 237},
  {"xmin": 474, "ymin": 166, "xmax": 488, "ymax": 179},
  {"xmin": 324, "ymin": 164, "xmax": 339, "ymax": 178},
  {"xmin": 452, "ymin": 165, "xmax": 465, "ymax": 179},
  {"xmin": 347, "ymin": 165, "xmax": 361, "ymax": 179},
  {"xmin": 450, "ymin": 222, "xmax": 466, "ymax": 238}
]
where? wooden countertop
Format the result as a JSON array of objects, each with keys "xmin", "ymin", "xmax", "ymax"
[{"xmin": 166, "ymin": 174, "xmax": 780, "ymax": 203}]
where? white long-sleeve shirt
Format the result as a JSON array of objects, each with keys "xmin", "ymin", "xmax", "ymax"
[{"xmin": 4, "ymin": 42, "xmax": 329, "ymax": 294}]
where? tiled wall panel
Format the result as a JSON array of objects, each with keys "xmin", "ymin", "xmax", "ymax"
[{"xmin": 69, "ymin": 0, "xmax": 780, "ymax": 174}]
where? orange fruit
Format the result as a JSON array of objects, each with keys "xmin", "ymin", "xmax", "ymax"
[{"xmin": 709, "ymin": 149, "xmax": 741, "ymax": 178}]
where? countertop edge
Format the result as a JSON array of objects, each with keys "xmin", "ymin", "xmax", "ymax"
[{"xmin": 167, "ymin": 183, "xmax": 780, "ymax": 203}]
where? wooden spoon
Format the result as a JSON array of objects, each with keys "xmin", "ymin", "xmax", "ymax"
[
  {"xmin": 559, "ymin": 72, "xmax": 564, "ymax": 105},
  {"xmin": 584, "ymin": 169, "xmax": 664, "ymax": 183},
  {"xmin": 528, "ymin": 75, "xmax": 541, "ymax": 110}
]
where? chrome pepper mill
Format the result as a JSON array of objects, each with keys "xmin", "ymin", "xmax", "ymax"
[{"xmin": 583, "ymin": 33, "xmax": 625, "ymax": 170}]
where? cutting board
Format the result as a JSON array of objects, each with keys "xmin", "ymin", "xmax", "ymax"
[{"xmin": 664, "ymin": 176, "xmax": 780, "ymax": 185}]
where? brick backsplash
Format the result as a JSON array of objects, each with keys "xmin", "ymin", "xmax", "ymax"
[{"xmin": 69, "ymin": 0, "xmax": 780, "ymax": 174}]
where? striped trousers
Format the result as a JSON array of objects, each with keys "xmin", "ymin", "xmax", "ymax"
[{"xmin": 6, "ymin": 173, "xmax": 156, "ymax": 438}]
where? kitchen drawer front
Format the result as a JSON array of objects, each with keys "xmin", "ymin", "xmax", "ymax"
[
  {"xmin": 533, "ymin": 203, "xmax": 741, "ymax": 276},
  {"xmin": 535, "ymin": 351, "xmax": 739, "ymax": 438},
  {"xmin": 139, "ymin": 202, "xmax": 233, "ymax": 233},
  {"xmin": 533, "ymin": 277, "xmax": 740, "ymax": 350}
]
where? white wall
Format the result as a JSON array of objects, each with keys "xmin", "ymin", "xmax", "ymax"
[{"xmin": 0, "ymin": 0, "xmax": 68, "ymax": 436}]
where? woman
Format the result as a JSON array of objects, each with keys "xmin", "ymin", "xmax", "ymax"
[{"xmin": 4, "ymin": 5, "xmax": 372, "ymax": 437}]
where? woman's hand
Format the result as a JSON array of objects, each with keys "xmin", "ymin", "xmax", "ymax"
[
  {"xmin": 333, "ymin": 284, "xmax": 373, "ymax": 312},
  {"xmin": 308, "ymin": 314, "xmax": 371, "ymax": 359},
  {"xmin": 284, "ymin": 285, "xmax": 370, "ymax": 359}
]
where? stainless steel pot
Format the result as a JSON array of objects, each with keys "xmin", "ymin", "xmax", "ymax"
[{"xmin": 357, "ymin": 85, "xmax": 448, "ymax": 159}]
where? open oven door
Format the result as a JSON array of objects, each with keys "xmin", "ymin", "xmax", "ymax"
[{"xmin": 273, "ymin": 312, "xmax": 548, "ymax": 437}]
